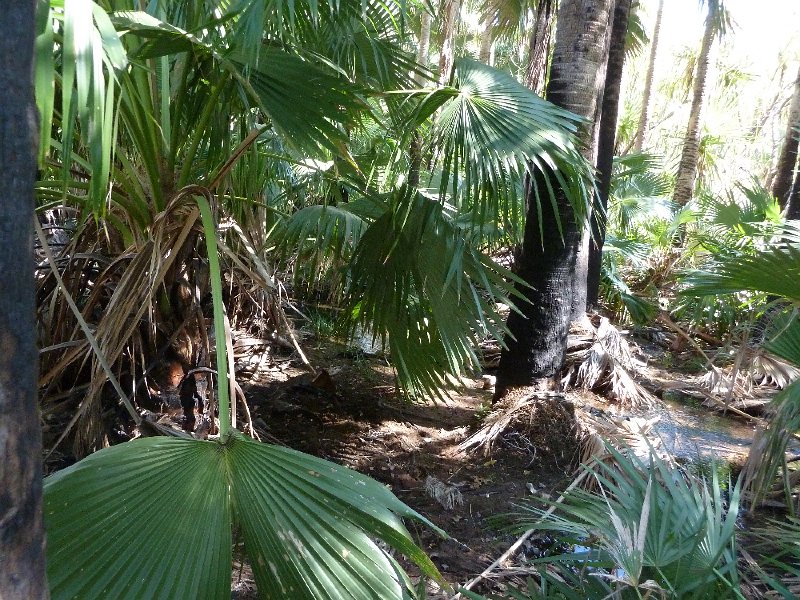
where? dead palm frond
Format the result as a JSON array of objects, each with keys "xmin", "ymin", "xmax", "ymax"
[
  {"xmin": 563, "ymin": 317, "xmax": 660, "ymax": 409},
  {"xmin": 37, "ymin": 190, "xmax": 290, "ymax": 457}
]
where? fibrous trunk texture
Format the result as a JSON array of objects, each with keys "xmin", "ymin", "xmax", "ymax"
[
  {"xmin": 438, "ymin": 0, "xmax": 461, "ymax": 86},
  {"xmin": 409, "ymin": 11, "xmax": 432, "ymax": 187},
  {"xmin": 673, "ymin": 1, "xmax": 717, "ymax": 206},
  {"xmin": 524, "ymin": 0, "xmax": 555, "ymax": 93},
  {"xmin": 785, "ymin": 163, "xmax": 800, "ymax": 220},
  {"xmin": 587, "ymin": 0, "xmax": 633, "ymax": 308},
  {"xmin": 0, "ymin": 1, "xmax": 48, "ymax": 598},
  {"xmin": 479, "ymin": 11, "xmax": 494, "ymax": 64},
  {"xmin": 772, "ymin": 63, "xmax": 800, "ymax": 208},
  {"xmin": 495, "ymin": 0, "xmax": 613, "ymax": 399},
  {"xmin": 633, "ymin": 0, "xmax": 664, "ymax": 152}
]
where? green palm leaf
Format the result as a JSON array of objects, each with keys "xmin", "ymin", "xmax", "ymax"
[
  {"xmin": 45, "ymin": 434, "xmax": 444, "ymax": 600},
  {"xmin": 113, "ymin": 11, "xmax": 365, "ymax": 157},
  {"xmin": 37, "ymin": 0, "xmax": 128, "ymax": 210},
  {"xmin": 45, "ymin": 438, "xmax": 232, "ymax": 599},
  {"xmin": 431, "ymin": 58, "xmax": 593, "ymax": 233},
  {"xmin": 682, "ymin": 243, "xmax": 800, "ymax": 301},
  {"xmin": 346, "ymin": 189, "xmax": 524, "ymax": 398}
]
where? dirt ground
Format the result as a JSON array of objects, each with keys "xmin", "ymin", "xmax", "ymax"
[
  {"xmin": 41, "ymin": 324, "xmax": 767, "ymax": 598},
  {"xmin": 239, "ymin": 349, "xmax": 569, "ymax": 597},
  {"xmin": 227, "ymin": 329, "xmax": 762, "ymax": 597}
]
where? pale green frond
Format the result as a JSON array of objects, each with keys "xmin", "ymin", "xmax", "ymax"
[
  {"xmin": 682, "ymin": 243, "xmax": 800, "ymax": 302},
  {"xmin": 511, "ymin": 446, "xmax": 741, "ymax": 597},
  {"xmin": 37, "ymin": 0, "xmax": 128, "ymax": 211},
  {"xmin": 742, "ymin": 381, "xmax": 800, "ymax": 507},
  {"xmin": 751, "ymin": 517, "xmax": 800, "ymax": 596}
]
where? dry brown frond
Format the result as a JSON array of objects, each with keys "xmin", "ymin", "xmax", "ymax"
[
  {"xmin": 751, "ymin": 350, "xmax": 800, "ymax": 389},
  {"xmin": 37, "ymin": 191, "xmax": 293, "ymax": 458},
  {"xmin": 459, "ymin": 389, "xmax": 582, "ymax": 470},
  {"xmin": 564, "ymin": 317, "xmax": 659, "ymax": 410},
  {"xmin": 424, "ymin": 476, "xmax": 464, "ymax": 510}
]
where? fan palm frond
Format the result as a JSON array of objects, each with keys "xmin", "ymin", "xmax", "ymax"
[
  {"xmin": 682, "ymin": 242, "xmax": 800, "ymax": 301},
  {"xmin": 346, "ymin": 188, "xmax": 525, "ymax": 398},
  {"xmin": 429, "ymin": 58, "xmax": 594, "ymax": 235},
  {"xmin": 45, "ymin": 433, "xmax": 445, "ymax": 600},
  {"xmin": 511, "ymin": 446, "xmax": 741, "ymax": 598}
]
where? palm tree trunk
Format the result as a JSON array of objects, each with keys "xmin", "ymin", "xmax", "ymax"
[
  {"xmin": 438, "ymin": 0, "xmax": 461, "ymax": 85},
  {"xmin": 0, "ymin": 2, "xmax": 48, "ymax": 598},
  {"xmin": 673, "ymin": 0, "xmax": 718, "ymax": 206},
  {"xmin": 772, "ymin": 63, "xmax": 800, "ymax": 208},
  {"xmin": 633, "ymin": 0, "xmax": 664, "ymax": 152},
  {"xmin": 587, "ymin": 0, "xmax": 633, "ymax": 309},
  {"xmin": 479, "ymin": 11, "xmax": 494, "ymax": 65},
  {"xmin": 786, "ymin": 163, "xmax": 800, "ymax": 220},
  {"xmin": 524, "ymin": 0, "xmax": 555, "ymax": 93},
  {"xmin": 409, "ymin": 11, "xmax": 432, "ymax": 187},
  {"xmin": 495, "ymin": 0, "xmax": 613, "ymax": 398}
]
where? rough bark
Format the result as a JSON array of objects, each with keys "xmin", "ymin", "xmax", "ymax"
[
  {"xmin": 772, "ymin": 63, "xmax": 800, "ymax": 208},
  {"xmin": 786, "ymin": 162, "xmax": 800, "ymax": 220},
  {"xmin": 438, "ymin": 0, "xmax": 461, "ymax": 86},
  {"xmin": 418, "ymin": 11, "xmax": 432, "ymax": 71},
  {"xmin": 673, "ymin": 1, "xmax": 718, "ymax": 206},
  {"xmin": 633, "ymin": 0, "xmax": 664, "ymax": 152},
  {"xmin": 587, "ymin": 0, "xmax": 633, "ymax": 308},
  {"xmin": 495, "ymin": 0, "xmax": 613, "ymax": 399},
  {"xmin": 524, "ymin": 0, "xmax": 555, "ymax": 94},
  {"xmin": 0, "ymin": 2, "xmax": 48, "ymax": 599}
]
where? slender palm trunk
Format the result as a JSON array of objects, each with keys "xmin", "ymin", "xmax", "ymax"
[
  {"xmin": 673, "ymin": 1, "xmax": 718, "ymax": 206},
  {"xmin": 438, "ymin": 0, "xmax": 461, "ymax": 85},
  {"xmin": 587, "ymin": 0, "xmax": 633, "ymax": 309},
  {"xmin": 772, "ymin": 63, "xmax": 800, "ymax": 208},
  {"xmin": 495, "ymin": 0, "xmax": 613, "ymax": 398},
  {"xmin": 786, "ymin": 165, "xmax": 800, "ymax": 220},
  {"xmin": 479, "ymin": 12, "xmax": 494, "ymax": 65},
  {"xmin": 524, "ymin": 0, "xmax": 555, "ymax": 93},
  {"xmin": 409, "ymin": 12, "xmax": 432, "ymax": 187},
  {"xmin": 0, "ymin": 2, "xmax": 48, "ymax": 598},
  {"xmin": 633, "ymin": 0, "xmax": 664, "ymax": 152}
]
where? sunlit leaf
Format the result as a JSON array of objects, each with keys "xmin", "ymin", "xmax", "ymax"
[{"xmin": 45, "ymin": 434, "xmax": 445, "ymax": 600}]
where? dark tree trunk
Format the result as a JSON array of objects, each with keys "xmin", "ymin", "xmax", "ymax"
[
  {"xmin": 0, "ymin": 2, "xmax": 48, "ymax": 599},
  {"xmin": 786, "ymin": 161, "xmax": 800, "ymax": 220},
  {"xmin": 495, "ymin": 0, "xmax": 613, "ymax": 399},
  {"xmin": 772, "ymin": 64, "xmax": 800, "ymax": 209},
  {"xmin": 587, "ymin": 0, "xmax": 633, "ymax": 309}
]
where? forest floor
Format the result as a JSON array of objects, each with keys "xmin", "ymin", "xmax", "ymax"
[{"xmin": 227, "ymin": 328, "xmax": 765, "ymax": 598}]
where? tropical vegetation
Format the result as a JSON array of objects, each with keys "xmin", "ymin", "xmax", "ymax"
[{"xmin": 1, "ymin": 0, "xmax": 800, "ymax": 598}]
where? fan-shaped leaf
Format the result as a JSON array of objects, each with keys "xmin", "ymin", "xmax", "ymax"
[
  {"xmin": 429, "ymin": 58, "xmax": 593, "ymax": 233},
  {"xmin": 45, "ymin": 433, "xmax": 445, "ymax": 600},
  {"xmin": 45, "ymin": 438, "xmax": 232, "ymax": 600}
]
